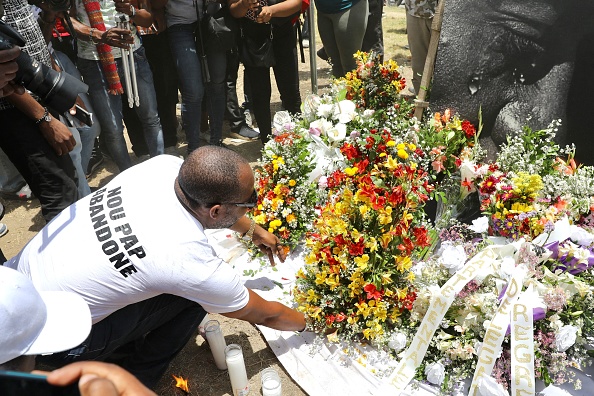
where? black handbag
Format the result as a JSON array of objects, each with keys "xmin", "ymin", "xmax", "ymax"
[
  {"xmin": 201, "ymin": 2, "xmax": 237, "ymax": 52},
  {"xmin": 239, "ymin": 23, "xmax": 275, "ymax": 68}
]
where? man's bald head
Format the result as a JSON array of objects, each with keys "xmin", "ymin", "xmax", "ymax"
[{"xmin": 178, "ymin": 146, "xmax": 251, "ymax": 205}]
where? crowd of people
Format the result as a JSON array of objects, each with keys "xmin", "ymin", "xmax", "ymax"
[{"xmin": 0, "ymin": 0, "xmax": 392, "ymax": 392}]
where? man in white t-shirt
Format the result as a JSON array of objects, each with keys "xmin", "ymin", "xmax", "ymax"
[{"xmin": 8, "ymin": 146, "xmax": 306, "ymax": 388}]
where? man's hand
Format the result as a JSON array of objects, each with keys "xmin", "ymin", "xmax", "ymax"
[
  {"xmin": 39, "ymin": 117, "xmax": 76, "ymax": 155},
  {"xmin": 0, "ymin": 47, "xmax": 25, "ymax": 98},
  {"xmin": 45, "ymin": 361, "xmax": 156, "ymax": 396},
  {"xmin": 100, "ymin": 27, "xmax": 135, "ymax": 49},
  {"xmin": 252, "ymin": 224, "xmax": 287, "ymax": 265}
]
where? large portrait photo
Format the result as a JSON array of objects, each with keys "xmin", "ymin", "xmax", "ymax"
[{"xmin": 430, "ymin": 0, "xmax": 594, "ymax": 164}]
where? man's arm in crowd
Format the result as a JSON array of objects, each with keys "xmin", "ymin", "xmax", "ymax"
[
  {"xmin": 6, "ymin": 91, "xmax": 75, "ymax": 155},
  {"xmin": 69, "ymin": 8, "xmax": 135, "ymax": 49},
  {"xmin": 0, "ymin": 47, "xmax": 24, "ymax": 97},
  {"xmin": 116, "ymin": 0, "xmax": 154, "ymax": 28},
  {"xmin": 229, "ymin": 216, "xmax": 287, "ymax": 265},
  {"xmin": 222, "ymin": 289, "xmax": 306, "ymax": 332}
]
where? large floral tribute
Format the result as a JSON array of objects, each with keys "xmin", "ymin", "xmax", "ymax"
[{"xmin": 249, "ymin": 53, "xmax": 594, "ymax": 395}]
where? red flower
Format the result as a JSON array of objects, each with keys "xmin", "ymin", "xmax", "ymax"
[
  {"xmin": 349, "ymin": 238, "xmax": 365, "ymax": 256},
  {"xmin": 461, "ymin": 120, "xmax": 476, "ymax": 139},
  {"xmin": 341, "ymin": 143, "xmax": 361, "ymax": 160},
  {"xmin": 364, "ymin": 284, "xmax": 382, "ymax": 300}
]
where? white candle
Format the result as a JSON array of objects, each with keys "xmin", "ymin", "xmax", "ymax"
[
  {"xmin": 204, "ymin": 320, "xmax": 227, "ymax": 370},
  {"xmin": 225, "ymin": 344, "xmax": 249, "ymax": 396},
  {"xmin": 261, "ymin": 367, "xmax": 282, "ymax": 396}
]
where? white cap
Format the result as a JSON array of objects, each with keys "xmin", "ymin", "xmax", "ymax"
[{"xmin": 0, "ymin": 266, "xmax": 92, "ymax": 364}]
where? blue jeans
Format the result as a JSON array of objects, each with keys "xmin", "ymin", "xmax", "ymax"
[
  {"xmin": 78, "ymin": 47, "xmax": 164, "ymax": 171},
  {"xmin": 55, "ymin": 51, "xmax": 101, "ymax": 173},
  {"xmin": 168, "ymin": 23, "xmax": 227, "ymax": 151}
]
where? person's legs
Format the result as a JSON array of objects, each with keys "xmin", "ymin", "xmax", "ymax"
[
  {"xmin": 272, "ymin": 23, "xmax": 301, "ymax": 115},
  {"xmin": 225, "ymin": 50, "xmax": 245, "ymax": 131},
  {"xmin": 38, "ymin": 294, "xmax": 207, "ymax": 389},
  {"xmin": 205, "ymin": 47, "xmax": 227, "ymax": 145},
  {"xmin": 122, "ymin": 95, "xmax": 148, "ymax": 157},
  {"xmin": 245, "ymin": 65, "xmax": 272, "ymax": 142},
  {"xmin": 168, "ymin": 24, "xmax": 205, "ymax": 153},
  {"xmin": 54, "ymin": 51, "xmax": 101, "ymax": 172},
  {"xmin": 77, "ymin": 58, "xmax": 133, "ymax": 171},
  {"xmin": 0, "ymin": 109, "xmax": 78, "ymax": 222},
  {"xmin": 333, "ymin": 0, "xmax": 368, "ymax": 76},
  {"xmin": 316, "ymin": 11, "xmax": 343, "ymax": 76},
  {"xmin": 406, "ymin": 14, "xmax": 432, "ymax": 93},
  {"xmin": 0, "ymin": 146, "xmax": 26, "ymax": 194},
  {"xmin": 126, "ymin": 47, "xmax": 164, "ymax": 157},
  {"xmin": 362, "ymin": 0, "xmax": 384, "ymax": 61},
  {"xmin": 142, "ymin": 32, "xmax": 180, "ymax": 149}
]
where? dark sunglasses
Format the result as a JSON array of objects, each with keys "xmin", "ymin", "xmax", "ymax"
[{"xmin": 179, "ymin": 179, "xmax": 258, "ymax": 208}]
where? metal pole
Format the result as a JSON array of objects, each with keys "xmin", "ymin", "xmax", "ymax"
[{"xmin": 307, "ymin": 0, "xmax": 317, "ymax": 94}]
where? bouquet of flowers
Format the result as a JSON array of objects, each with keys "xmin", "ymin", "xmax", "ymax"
[
  {"xmin": 293, "ymin": 127, "xmax": 435, "ymax": 344},
  {"xmin": 401, "ymin": 217, "xmax": 594, "ymax": 395},
  {"xmin": 342, "ymin": 51, "xmax": 407, "ymax": 112},
  {"xmin": 247, "ymin": 124, "xmax": 322, "ymax": 255},
  {"xmin": 467, "ymin": 122, "xmax": 594, "ymax": 240}
]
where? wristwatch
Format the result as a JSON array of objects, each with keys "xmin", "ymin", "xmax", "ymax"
[{"xmin": 35, "ymin": 107, "xmax": 52, "ymax": 125}]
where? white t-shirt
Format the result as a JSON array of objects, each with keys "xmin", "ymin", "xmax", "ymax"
[{"xmin": 7, "ymin": 155, "xmax": 249, "ymax": 324}]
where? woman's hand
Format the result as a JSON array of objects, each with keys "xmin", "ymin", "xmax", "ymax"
[{"xmin": 256, "ymin": 5, "xmax": 272, "ymax": 23}]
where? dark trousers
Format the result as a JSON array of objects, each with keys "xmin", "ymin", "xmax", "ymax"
[
  {"xmin": 124, "ymin": 32, "xmax": 179, "ymax": 156},
  {"xmin": 0, "ymin": 108, "xmax": 78, "ymax": 222},
  {"xmin": 244, "ymin": 21, "xmax": 301, "ymax": 143},
  {"xmin": 38, "ymin": 294, "xmax": 207, "ymax": 389},
  {"xmin": 362, "ymin": 0, "xmax": 384, "ymax": 61},
  {"xmin": 225, "ymin": 49, "xmax": 248, "ymax": 131}
]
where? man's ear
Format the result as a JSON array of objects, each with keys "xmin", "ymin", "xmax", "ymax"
[{"xmin": 208, "ymin": 205, "xmax": 222, "ymax": 219}]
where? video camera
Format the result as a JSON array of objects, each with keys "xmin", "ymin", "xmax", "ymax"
[{"xmin": 0, "ymin": 20, "xmax": 87, "ymax": 114}]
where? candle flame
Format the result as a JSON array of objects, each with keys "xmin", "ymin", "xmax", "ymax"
[{"xmin": 172, "ymin": 374, "xmax": 190, "ymax": 393}]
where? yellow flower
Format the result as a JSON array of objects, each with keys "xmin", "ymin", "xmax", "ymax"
[
  {"xmin": 269, "ymin": 219, "xmax": 282, "ymax": 231},
  {"xmin": 359, "ymin": 204, "xmax": 370, "ymax": 216},
  {"xmin": 354, "ymin": 254, "xmax": 370, "ymax": 270},
  {"xmin": 397, "ymin": 149, "xmax": 409, "ymax": 160},
  {"xmin": 395, "ymin": 255, "xmax": 412, "ymax": 272},
  {"xmin": 286, "ymin": 213, "xmax": 297, "ymax": 223},
  {"xmin": 345, "ymin": 167, "xmax": 358, "ymax": 176},
  {"xmin": 315, "ymin": 270, "xmax": 328, "ymax": 285},
  {"xmin": 385, "ymin": 155, "xmax": 399, "ymax": 170},
  {"xmin": 408, "ymin": 143, "xmax": 416, "ymax": 151},
  {"xmin": 288, "ymin": 179, "xmax": 296, "ymax": 187},
  {"xmin": 306, "ymin": 289, "xmax": 319, "ymax": 303},
  {"xmin": 378, "ymin": 206, "xmax": 393, "ymax": 225},
  {"xmin": 253, "ymin": 214, "xmax": 266, "ymax": 224},
  {"xmin": 386, "ymin": 140, "xmax": 396, "ymax": 147},
  {"xmin": 365, "ymin": 237, "xmax": 378, "ymax": 252}
]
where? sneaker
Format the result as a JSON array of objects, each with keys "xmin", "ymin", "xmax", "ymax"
[
  {"xmin": 408, "ymin": 86, "xmax": 416, "ymax": 95},
  {"xmin": 317, "ymin": 47, "xmax": 329, "ymax": 61},
  {"xmin": 86, "ymin": 149, "xmax": 105, "ymax": 179},
  {"xmin": 302, "ymin": 39, "xmax": 310, "ymax": 48},
  {"xmin": 243, "ymin": 110, "xmax": 253, "ymax": 128},
  {"xmin": 16, "ymin": 184, "xmax": 32, "ymax": 200},
  {"xmin": 230, "ymin": 124, "xmax": 260, "ymax": 140},
  {"xmin": 0, "ymin": 223, "xmax": 7, "ymax": 238}
]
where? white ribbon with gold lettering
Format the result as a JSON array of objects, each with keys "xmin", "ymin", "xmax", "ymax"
[
  {"xmin": 386, "ymin": 247, "xmax": 499, "ymax": 393},
  {"xmin": 510, "ymin": 286, "xmax": 535, "ymax": 396},
  {"xmin": 468, "ymin": 265, "xmax": 528, "ymax": 396}
]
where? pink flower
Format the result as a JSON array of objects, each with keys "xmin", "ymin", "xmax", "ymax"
[{"xmin": 432, "ymin": 160, "xmax": 445, "ymax": 173}]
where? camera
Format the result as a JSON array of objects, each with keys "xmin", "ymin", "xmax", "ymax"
[{"xmin": 0, "ymin": 20, "xmax": 87, "ymax": 114}]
